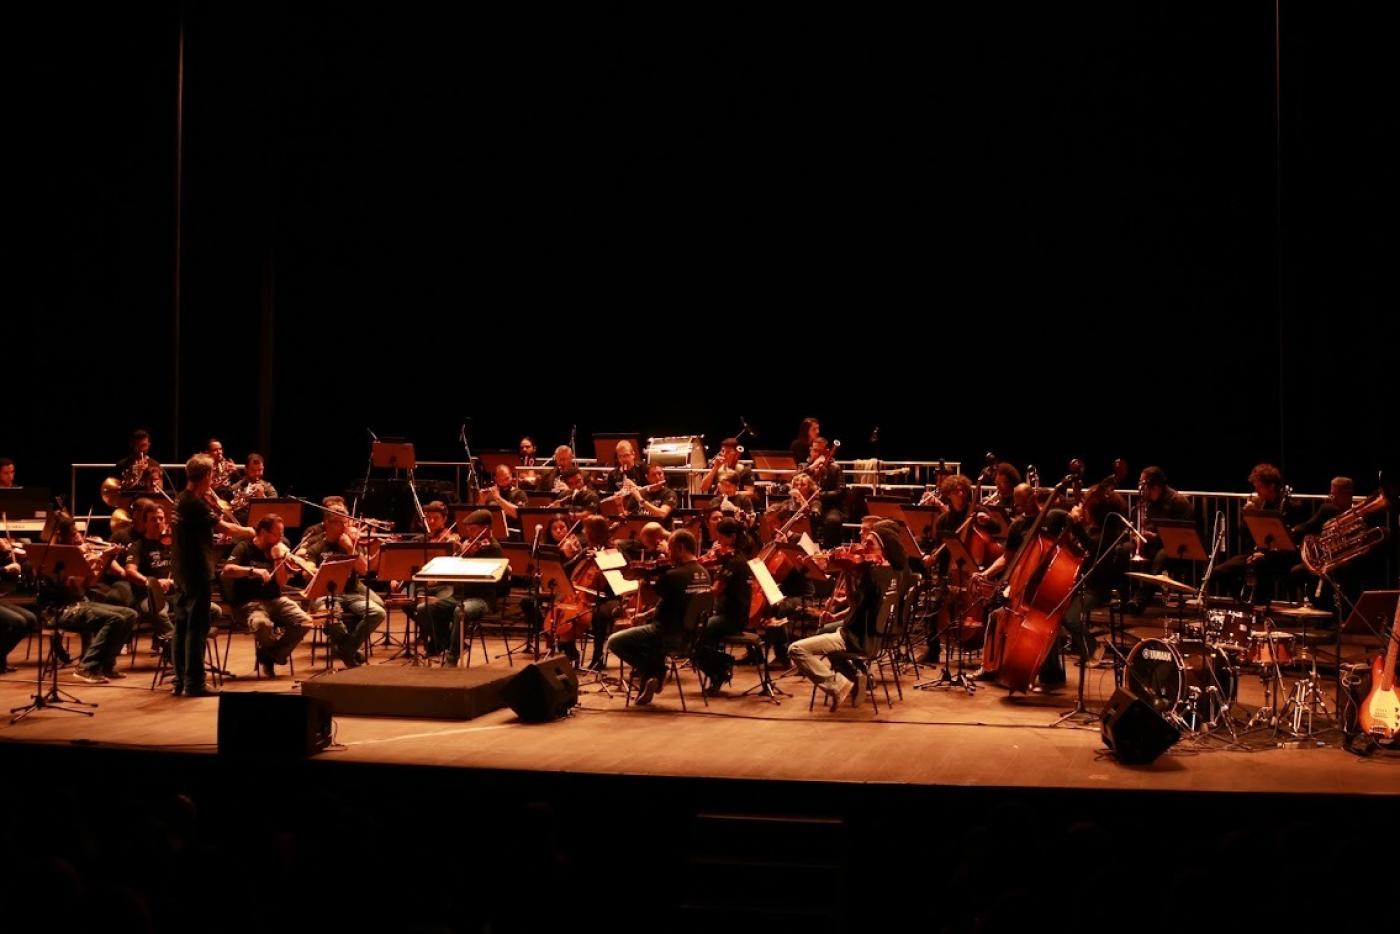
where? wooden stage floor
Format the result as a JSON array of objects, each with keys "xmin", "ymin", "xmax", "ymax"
[{"xmin": 2, "ymin": 621, "xmax": 1398, "ymax": 797}]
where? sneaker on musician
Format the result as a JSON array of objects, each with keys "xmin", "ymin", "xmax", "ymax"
[
  {"xmin": 635, "ymin": 676, "xmax": 661, "ymax": 706},
  {"xmin": 72, "ymin": 667, "xmax": 107, "ymax": 684},
  {"xmin": 829, "ymin": 673, "xmax": 854, "ymax": 707}
]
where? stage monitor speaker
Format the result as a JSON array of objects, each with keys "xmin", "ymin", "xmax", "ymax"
[
  {"xmin": 502, "ymin": 659, "xmax": 579, "ymax": 723},
  {"xmin": 218, "ymin": 692, "xmax": 332, "ymax": 759},
  {"xmin": 1100, "ymin": 687, "xmax": 1180, "ymax": 765}
]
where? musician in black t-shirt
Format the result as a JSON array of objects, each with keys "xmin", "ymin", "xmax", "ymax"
[
  {"xmin": 605, "ymin": 530, "xmax": 710, "ymax": 705},
  {"xmin": 294, "ymin": 506, "xmax": 387, "ymax": 668},
  {"xmin": 692, "ymin": 518, "xmax": 754, "ymax": 692},
  {"xmin": 124, "ymin": 503, "xmax": 177, "ymax": 641},
  {"xmin": 551, "ymin": 467, "xmax": 600, "ymax": 518},
  {"xmin": 604, "ymin": 441, "xmax": 647, "ymax": 494},
  {"xmin": 1212, "ymin": 463, "xmax": 1310, "ymax": 605},
  {"xmin": 699, "ymin": 438, "xmax": 755, "ymax": 494},
  {"xmin": 222, "ymin": 514, "xmax": 311, "ymax": 677},
  {"xmin": 1125, "ymin": 466, "xmax": 1196, "ymax": 611},
  {"xmin": 790, "ymin": 417, "xmax": 820, "ymax": 467},
  {"xmin": 482, "ymin": 465, "xmax": 530, "ymax": 521},
  {"xmin": 170, "ymin": 454, "xmax": 253, "ymax": 696},
  {"xmin": 629, "ymin": 463, "xmax": 680, "ymax": 520}
]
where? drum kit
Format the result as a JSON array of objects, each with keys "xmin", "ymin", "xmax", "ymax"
[{"xmin": 1124, "ymin": 572, "xmax": 1337, "ymax": 739}]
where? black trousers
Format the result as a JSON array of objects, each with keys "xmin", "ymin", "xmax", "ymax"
[{"xmin": 172, "ymin": 583, "xmax": 212, "ymax": 691}]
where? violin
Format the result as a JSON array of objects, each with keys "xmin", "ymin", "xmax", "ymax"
[{"xmin": 457, "ymin": 526, "xmax": 493, "ymax": 557}]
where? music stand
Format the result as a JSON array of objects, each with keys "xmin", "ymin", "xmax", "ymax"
[
  {"xmin": 1154, "ymin": 519, "xmax": 1209, "ymax": 561},
  {"xmin": 1242, "ymin": 508, "xmax": 1297, "ymax": 553},
  {"xmin": 1342, "ymin": 590, "xmax": 1400, "ymax": 637},
  {"xmin": 10, "ymin": 543, "xmax": 99, "ymax": 723},
  {"xmin": 517, "ymin": 508, "xmax": 559, "ymax": 547},
  {"xmin": 476, "ymin": 450, "xmax": 519, "ymax": 474},
  {"xmin": 938, "ymin": 531, "xmax": 982, "ymax": 573},
  {"xmin": 889, "ymin": 521, "xmax": 924, "ymax": 562},
  {"xmin": 525, "ymin": 490, "xmax": 558, "ymax": 508},
  {"xmin": 246, "ymin": 498, "xmax": 303, "ymax": 529},
  {"xmin": 761, "ymin": 512, "xmax": 811, "ymax": 544},
  {"xmin": 670, "ymin": 510, "xmax": 703, "ymax": 540},
  {"xmin": 371, "ymin": 441, "xmax": 416, "ymax": 472},
  {"xmin": 690, "ymin": 494, "xmax": 716, "ymax": 512},
  {"xmin": 864, "ymin": 496, "xmax": 907, "ymax": 521},
  {"xmin": 377, "ymin": 542, "xmax": 455, "ymax": 662},
  {"xmin": 751, "ymin": 451, "xmax": 797, "ymax": 483},
  {"xmin": 453, "ymin": 503, "xmax": 508, "ymax": 542},
  {"xmin": 900, "ymin": 504, "xmax": 943, "ymax": 540}
]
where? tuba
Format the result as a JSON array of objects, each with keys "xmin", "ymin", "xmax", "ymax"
[{"xmin": 1301, "ymin": 494, "xmax": 1388, "ymax": 575}]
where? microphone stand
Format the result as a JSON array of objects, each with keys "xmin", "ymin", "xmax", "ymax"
[{"xmin": 354, "ymin": 429, "xmax": 377, "ymax": 519}]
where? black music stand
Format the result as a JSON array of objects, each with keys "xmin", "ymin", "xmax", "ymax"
[
  {"xmin": 741, "ymin": 556, "xmax": 788, "ymax": 702},
  {"xmin": 476, "ymin": 450, "xmax": 519, "ymax": 474},
  {"xmin": 516, "ymin": 508, "xmax": 559, "ymax": 548},
  {"xmin": 750, "ymin": 451, "xmax": 797, "ymax": 483},
  {"xmin": 900, "ymin": 504, "xmax": 943, "ymax": 542},
  {"xmin": 377, "ymin": 542, "xmax": 455, "ymax": 663},
  {"xmin": 246, "ymin": 498, "xmax": 303, "ymax": 529},
  {"xmin": 302, "ymin": 559, "xmax": 356, "ymax": 674},
  {"xmin": 11, "ymin": 543, "xmax": 100, "ymax": 722},
  {"xmin": 864, "ymin": 496, "xmax": 908, "ymax": 521},
  {"xmin": 371, "ymin": 441, "xmax": 416, "ymax": 472},
  {"xmin": 1242, "ymin": 508, "xmax": 1297, "ymax": 553},
  {"xmin": 592, "ymin": 433, "xmax": 641, "ymax": 466},
  {"xmin": 916, "ymin": 532, "xmax": 982, "ymax": 693},
  {"xmin": 1154, "ymin": 519, "xmax": 1209, "ymax": 562}
]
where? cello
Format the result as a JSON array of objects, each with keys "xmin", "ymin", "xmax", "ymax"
[{"xmin": 995, "ymin": 465, "xmax": 1087, "ymax": 693}]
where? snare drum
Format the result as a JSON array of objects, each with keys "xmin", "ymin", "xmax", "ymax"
[{"xmin": 1246, "ymin": 630, "xmax": 1295, "ymax": 666}]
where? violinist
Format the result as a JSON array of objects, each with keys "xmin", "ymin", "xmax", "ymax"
[
  {"xmin": 605, "ymin": 529, "xmax": 710, "ymax": 705},
  {"xmin": 605, "ymin": 440, "xmax": 647, "ymax": 494},
  {"xmin": 790, "ymin": 417, "xmax": 820, "ymax": 466},
  {"xmin": 972, "ymin": 483, "xmax": 1039, "ymax": 581},
  {"xmin": 920, "ymin": 474, "xmax": 974, "ymax": 664},
  {"xmin": 631, "ymin": 463, "xmax": 679, "ymax": 520},
  {"xmin": 0, "ymin": 527, "xmax": 36, "ymax": 673},
  {"xmin": 699, "ymin": 438, "xmax": 753, "ymax": 494},
  {"xmin": 294, "ymin": 504, "xmax": 385, "ymax": 669},
  {"xmin": 1212, "ymin": 463, "xmax": 1309, "ymax": 605},
  {"xmin": 45, "ymin": 511, "xmax": 138, "ymax": 684},
  {"xmin": 789, "ymin": 521, "xmax": 904, "ymax": 706},
  {"xmin": 635, "ymin": 521, "xmax": 670, "ymax": 561},
  {"xmin": 714, "ymin": 470, "xmax": 755, "ymax": 519},
  {"xmin": 806, "ymin": 437, "xmax": 847, "ymax": 549},
  {"xmin": 693, "ymin": 517, "xmax": 755, "ymax": 693},
  {"xmin": 482, "ymin": 464, "xmax": 529, "ymax": 520},
  {"xmin": 547, "ymin": 513, "xmax": 583, "ymax": 561},
  {"xmin": 170, "ymin": 454, "xmax": 252, "ymax": 696},
  {"xmin": 124, "ymin": 502, "xmax": 177, "ymax": 643},
  {"xmin": 230, "ymin": 453, "xmax": 278, "ymax": 522},
  {"xmin": 439, "ymin": 509, "xmax": 509, "ymax": 668},
  {"xmin": 221, "ymin": 514, "xmax": 311, "ymax": 677},
  {"xmin": 297, "ymin": 495, "xmax": 348, "ymax": 554}
]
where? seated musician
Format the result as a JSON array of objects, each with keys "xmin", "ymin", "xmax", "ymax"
[
  {"xmin": 542, "ymin": 444, "xmax": 579, "ymax": 494},
  {"xmin": 114, "ymin": 429, "xmax": 162, "ymax": 494},
  {"xmin": 768, "ymin": 472, "xmax": 819, "ymax": 539},
  {"xmin": 123, "ymin": 501, "xmax": 178, "ymax": 644},
  {"xmin": 970, "ymin": 483, "xmax": 1038, "ymax": 679},
  {"xmin": 789, "ymin": 522, "xmax": 905, "ymax": 706},
  {"xmin": 790, "ymin": 417, "xmax": 820, "ymax": 466},
  {"xmin": 988, "ymin": 463, "xmax": 1020, "ymax": 506},
  {"xmin": 557, "ymin": 515, "xmax": 627, "ymax": 670},
  {"xmin": 482, "ymin": 464, "xmax": 529, "ymax": 520},
  {"xmin": 701, "ymin": 507, "xmax": 726, "ymax": 551},
  {"xmin": 714, "ymin": 469, "xmax": 755, "ymax": 518},
  {"xmin": 1125, "ymin": 466, "xmax": 1195, "ymax": 612},
  {"xmin": 605, "ymin": 440, "xmax": 647, "ymax": 494},
  {"xmin": 632, "ymin": 463, "xmax": 679, "ymax": 520},
  {"xmin": 1290, "ymin": 476, "xmax": 1357, "ymax": 607},
  {"xmin": 298, "ymin": 495, "xmax": 348, "ymax": 554},
  {"xmin": 47, "ymin": 512, "xmax": 138, "ymax": 683},
  {"xmin": 517, "ymin": 436, "xmax": 545, "ymax": 490},
  {"xmin": 605, "ymin": 529, "xmax": 710, "ymax": 705},
  {"xmin": 919, "ymin": 474, "xmax": 974, "ymax": 664},
  {"xmin": 636, "ymin": 521, "xmax": 670, "ymax": 560},
  {"xmin": 206, "ymin": 438, "xmax": 239, "ymax": 492},
  {"xmin": 221, "ymin": 514, "xmax": 311, "ymax": 677},
  {"xmin": 294, "ymin": 505, "xmax": 387, "ymax": 668},
  {"xmin": 693, "ymin": 517, "xmax": 755, "ymax": 693},
  {"xmin": 442, "ymin": 510, "xmax": 511, "ymax": 668},
  {"xmin": 806, "ymin": 437, "xmax": 847, "ymax": 549},
  {"xmin": 1212, "ymin": 463, "xmax": 1309, "ymax": 605},
  {"xmin": 552, "ymin": 466, "xmax": 599, "ymax": 519},
  {"xmin": 230, "ymin": 453, "xmax": 278, "ymax": 523},
  {"xmin": 0, "ymin": 531, "xmax": 37, "ymax": 673},
  {"xmin": 0, "ymin": 456, "xmax": 15, "ymax": 488},
  {"xmin": 699, "ymin": 438, "xmax": 754, "ymax": 494}
]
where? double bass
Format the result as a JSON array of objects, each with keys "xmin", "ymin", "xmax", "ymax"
[{"xmin": 995, "ymin": 466, "xmax": 1086, "ymax": 693}]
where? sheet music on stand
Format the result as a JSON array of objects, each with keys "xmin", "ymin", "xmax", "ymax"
[
  {"xmin": 1153, "ymin": 518, "xmax": 1209, "ymax": 562},
  {"xmin": 300, "ymin": 558, "xmax": 356, "ymax": 604},
  {"xmin": 413, "ymin": 556, "xmax": 509, "ymax": 584},
  {"xmin": 748, "ymin": 557, "xmax": 784, "ymax": 609}
]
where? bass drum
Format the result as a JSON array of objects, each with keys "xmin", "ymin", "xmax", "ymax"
[
  {"xmin": 1125, "ymin": 638, "xmax": 1237, "ymax": 732},
  {"xmin": 645, "ymin": 435, "xmax": 706, "ymax": 492}
]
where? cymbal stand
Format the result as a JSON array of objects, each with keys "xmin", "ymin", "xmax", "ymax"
[{"xmin": 1244, "ymin": 610, "xmax": 1286, "ymax": 731}]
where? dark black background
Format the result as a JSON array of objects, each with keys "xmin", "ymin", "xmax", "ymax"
[{"xmin": 8, "ymin": 2, "xmax": 1392, "ymax": 508}]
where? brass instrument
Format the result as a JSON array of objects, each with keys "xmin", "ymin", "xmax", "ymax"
[
  {"xmin": 231, "ymin": 479, "xmax": 272, "ymax": 513},
  {"xmin": 1130, "ymin": 479, "xmax": 1149, "ymax": 564},
  {"xmin": 1301, "ymin": 494, "xmax": 1389, "ymax": 575}
]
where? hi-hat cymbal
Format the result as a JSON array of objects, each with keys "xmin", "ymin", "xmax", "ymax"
[{"xmin": 1125, "ymin": 571, "xmax": 1197, "ymax": 595}]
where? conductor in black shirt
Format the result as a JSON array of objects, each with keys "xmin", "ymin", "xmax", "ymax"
[
  {"xmin": 171, "ymin": 454, "xmax": 253, "ymax": 697},
  {"xmin": 605, "ymin": 530, "xmax": 710, "ymax": 705}
]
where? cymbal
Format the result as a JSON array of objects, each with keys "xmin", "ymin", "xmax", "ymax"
[
  {"xmin": 1125, "ymin": 571, "xmax": 1197, "ymax": 595},
  {"xmin": 1269, "ymin": 603, "xmax": 1334, "ymax": 620}
]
